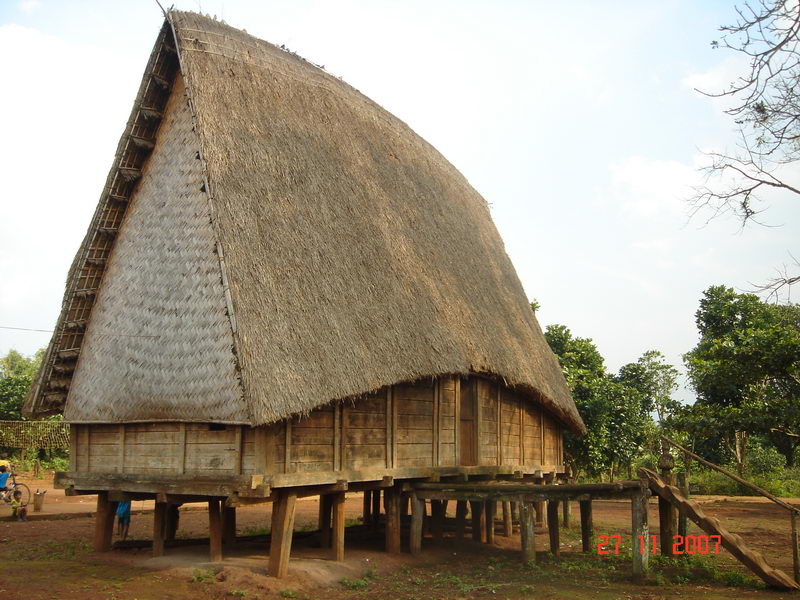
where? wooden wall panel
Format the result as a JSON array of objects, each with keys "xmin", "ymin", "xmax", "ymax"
[
  {"xmin": 241, "ymin": 426, "xmax": 255, "ymax": 474},
  {"xmin": 522, "ymin": 402, "xmax": 543, "ymax": 465},
  {"xmin": 344, "ymin": 391, "xmax": 387, "ymax": 470},
  {"xmin": 394, "ymin": 380, "xmax": 434, "ymax": 467},
  {"xmin": 291, "ymin": 406, "xmax": 335, "ymax": 473},
  {"xmin": 499, "ymin": 388, "xmax": 521, "ymax": 466},
  {"xmin": 477, "ymin": 379, "xmax": 498, "ymax": 465},
  {"xmin": 184, "ymin": 423, "xmax": 237, "ymax": 473},
  {"xmin": 544, "ymin": 413, "xmax": 558, "ymax": 465},
  {"xmin": 438, "ymin": 376, "xmax": 456, "ymax": 466}
]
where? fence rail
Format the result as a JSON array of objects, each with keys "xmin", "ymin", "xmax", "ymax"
[{"xmin": 0, "ymin": 420, "xmax": 70, "ymax": 450}]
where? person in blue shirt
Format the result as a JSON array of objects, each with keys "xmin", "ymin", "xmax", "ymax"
[
  {"xmin": 116, "ymin": 500, "xmax": 132, "ymax": 541},
  {"xmin": 0, "ymin": 466, "xmax": 10, "ymax": 496}
]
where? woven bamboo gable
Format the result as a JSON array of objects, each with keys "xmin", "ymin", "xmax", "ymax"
[{"xmin": 24, "ymin": 11, "xmax": 585, "ymax": 435}]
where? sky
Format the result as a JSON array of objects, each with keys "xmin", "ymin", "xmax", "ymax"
[{"xmin": 0, "ymin": 0, "xmax": 797, "ymax": 402}]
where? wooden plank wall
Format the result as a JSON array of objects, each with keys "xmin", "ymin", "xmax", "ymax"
[{"xmin": 72, "ymin": 376, "xmax": 566, "ymax": 480}]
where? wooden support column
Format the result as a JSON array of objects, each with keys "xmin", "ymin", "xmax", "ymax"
[
  {"xmin": 222, "ymin": 506, "xmax": 237, "ymax": 546},
  {"xmin": 165, "ymin": 504, "xmax": 180, "ymax": 542},
  {"xmin": 318, "ymin": 494, "xmax": 332, "ymax": 548},
  {"xmin": 547, "ymin": 500, "xmax": 560, "ymax": 556},
  {"xmin": 502, "ymin": 501, "xmax": 513, "ymax": 536},
  {"xmin": 485, "ymin": 501, "xmax": 496, "ymax": 544},
  {"xmin": 331, "ymin": 492, "xmax": 346, "ymax": 561},
  {"xmin": 677, "ymin": 472, "xmax": 688, "ymax": 538},
  {"xmin": 385, "ymin": 486, "xmax": 401, "ymax": 554},
  {"xmin": 153, "ymin": 501, "xmax": 167, "ymax": 557},
  {"xmin": 401, "ymin": 493, "xmax": 410, "ymax": 518},
  {"xmin": 371, "ymin": 489, "xmax": 381, "ymax": 529},
  {"xmin": 455, "ymin": 500, "xmax": 467, "ymax": 540},
  {"xmin": 658, "ymin": 452, "xmax": 675, "ymax": 557},
  {"xmin": 520, "ymin": 502, "xmax": 536, "ymax": 563},
  {"xmin": 410, "ymin": 493, "xmax": 425, "ymax": 555},
  {"xmin": 93, "ymin": 492, "xmax": 116, "ymax": 552},
  {"xmin": 579, "ymin": 499, "xmax": 593, "ymax": 553},
  {"xmin": 470, "ymin": 500, "xmax": 484, "ymax": 542},
  {"xmin": 269, "ymin": 491, "xmax": 297, "ymax": 578},
  {"xmin": 431, "ymin": 500, "xmax": 445, "ymax": 542},
  {"xmin": 208, "ymin": 499, "xmax": 223, "ymax": 562},
  {"xmin": 562, "ymin": 499, "xmax": 571, "ymax": 528},
  {"xmin": 362, "ymin": 491, "xmax": 372, "ymax": 524},
  {"xmin": 631, "ymin": 487, "xmax": 649, "ymax": 580}
]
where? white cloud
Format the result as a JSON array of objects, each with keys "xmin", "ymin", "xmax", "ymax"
[
  {"xmin": 17, "ymin": 0, "xmax": 41, "ymax": 13},
  {"xmin": 609, "ymin": 155, "xmax": 699, "ymax": 217}
]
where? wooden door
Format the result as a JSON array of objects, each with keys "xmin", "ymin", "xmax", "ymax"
[{"xmin": 459, "ymin": 378, "xmax": 477, "ymax": 466}]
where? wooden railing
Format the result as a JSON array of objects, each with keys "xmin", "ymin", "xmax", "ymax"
[{"xmin": 660, "ymin": 435, "xmax": 800, "ymax": 585}]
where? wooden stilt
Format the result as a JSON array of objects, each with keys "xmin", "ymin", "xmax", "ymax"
[
  {"xmin": 165, "ymin": 504, "xmax": 180, "ymax": 542},
  {"xmin": 455, "ymin": 500, "xmax": 467, "ymax": 540},
  {"xmin": 362, "ymin": 491, "xmax": 371, "ymax": 524},
  {"xmin": 470, "ymin": 500, "xmax": 484, "ymax": 542},
  {"xmin": 223, "ymin": 506, "xmax": 237, "ymax": 546},
  {"xmin": 431, "ymin": 499, "xmax": 445, "ymax": 542},
  {"xmin": 93, "ymin": 492, "xmax": 115, "ymax": 552},
  {"xmin": 410, "ymin": 493, "xmax": 424, "ymax": 555},
  {"xmin": 520, "ymin": 502, "xmax": 535, "ymax": 563},
  {"xmin": 791, "ymin": 511, "xmax": 799, "ymax": 586},
  {"xmin": 269, "ymin": 491, "xmax": 297, "ymax": 578},
  {"xmin": 579, "ymin": 499, "xmax": 593, "ymax": 553},
  {"xmin": 677, "ymin": 472, "xmax": 688, "ymax": 538},
  {"xmin": 562, "ymin": 499, "xmax": 571, "ymax": 528},
  {"xmin": 547, "ymin": 500, "xmax": 559, "ymax": 556},
  {"xmin": 535, "ymin": 500, "xmax": 545, "ymax": 526},
  {"xmin": 631, "ymin": 488, "xmax": 649, "ymax": 580},
  {"xmin": 658, "ymin": 493, "xmax": 674, "ymax": 556},
  {"xmin": 152, "ymin": 501, "xmax": 167, "ymax": 557},
  {"xmin": 385, "ymin": 486, "xmax": 401, "ymax": 554},
  {"xmin": 371, "ymin": 489, "xmax": 381, "ymax": 529},
  {"xmin": 331, "ymin": 492, "xmax": 346, "ymax": 561},
  {"xmin": 485, "ymin": 501, "xmax": 496, "ymax": 544},
  {"xmin": 208, "ymin": 499, "xmax": 223, "ymax": 562},
  {"xmin": 319, "ymin": 494, "xmax": 332, "ymax": 548},
  {"xmin": 502, "ymin": 501, "xmax": 513, "ymax": 536},
  {"xmin": 401, "ymin": 494, "xmax": 410, "ymax": 518}
]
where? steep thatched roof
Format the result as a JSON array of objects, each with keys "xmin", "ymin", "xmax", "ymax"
[{"xmin": 24, "ymin": 11, "xmax": 585, "ymax": 435}]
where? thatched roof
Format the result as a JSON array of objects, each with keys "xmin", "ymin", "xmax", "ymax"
[{"xmin": 24, "ymin": 11, "xmax": 586, "ymax": 435}]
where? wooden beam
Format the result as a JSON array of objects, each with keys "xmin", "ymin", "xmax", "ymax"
[
  {"xmin": 208, "ymin": 499, "xmax": 223, "ymax": 562},
  {"xmin": 410, "ymin": 493, "xmax": 425, "ymax": 555},
  {"xmin": 385, "ymin": 486, "xmax": 401, "ymax": 554},
  {"xmin": 93, "ymin": 492, "xmax": 115, "ymax": 552},
  {"xmin": 485, "ymin": 501, "xmax": 496, "ymax": 544},
  {"xmin": 631, "ymin": 488, "xmax": 649, "ymax": 580},
  {"xmin": 453, "ymin": 378, "xmax": 461, "ymax": 466},
  {"xmin": 234, "ymin": 427, "xmax": 243, "ymax": 476},
  {"xmin": 331, "ymin": 492, "xmax": 346, "ymax": 561},
  {"xmin": 254, "ymin": 426, "xmax": 268, "ymax": 474},
  {"xmin": 455, "ymin": 500, "xmax": 467, "ymax": 540},
  {"xmin": 362, "ymin": 490, "xmax": 371, "ymax": 524},
  {"xmin": 518, "ymin": 397, "xmax": 524, "ymax": 467},
  {"xmin": 502, "ymin": 501, "xmax": 513, "ymax": 537},
  {"xmin": 391, "ymin": 386, "xmax": 398, "ymax": 468},
  {"xmin": 223, "ymin": 506, "xmax": 237, "ymax": 545},
  {"xmin": 547, "ymin": 500, "xmax": 560, "ymax": 556},
  {"xmin": 433, "ymin": 379, "xmax": 440, "ymax": 466},
  {"xmin": 269, "ymin": 491, "xmax": 297, "ymax": 578},
  {"xmin": 520, "ymin": 501, "xmax": 535, "ymax": 563},
  {"xmin": 385, "ymin": 387, "xmax": 393, "ymax": 469},
  {"xmin": 56, "ymin": 472, "xmax": 263, "ymax": 498},
  {"xmin": 496, "ymin": 384, "xmax": 502, "ymax": 467},
  {"xmin": 285, "ymin": 419, "xmax": 293, "ymax": 474},
  {"xmin": 319, "ymin": 494, "xmax": 332, "ymax": 548},
  {"xmin": 579, "ymin": 499, "xmax": 593, "ymax": 553},
  {"xmin": 562, "ymin": 499, "xmax": 571, "ymax": 528},
  {"xmin": 117, "ymin": 424, "xmax": 126, "ymax": 474},
  {"xmin": 177, "ymin": 423, "xmax": 186, "ymax": 475},
  {"xmin": 153, "ymin": 501, "xmax": 167, "ymax": 557}
]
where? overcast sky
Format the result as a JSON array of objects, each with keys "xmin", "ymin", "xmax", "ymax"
[{"xmin": 1, "ymin": 0, "xmax": 797, "ymax": 401}]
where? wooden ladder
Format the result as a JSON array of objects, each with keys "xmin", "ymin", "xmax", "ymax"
[{"xmin": 640, "ymin": 468, "xmax": 799, "ymax": 590}]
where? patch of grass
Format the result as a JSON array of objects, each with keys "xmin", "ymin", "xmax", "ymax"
[
  {"xmin": 339, "ymin": 577, "xmax": 369, "ymax": 590},
  {"xmin": 190, "ymin": 568, "xmax": 216, "ymax": 584},
  {"xmin": 241, "ymin": 524, "xmax": 270, "ymax": 536},
  {"xmin": 227, "ymin": 590, "xmax": 248, "ymax": 598},
  {"xmin": 278, "ymin": 590, "xmax": 297, "ymax": 598},
  {"xmin": 16, "ymin": 539, "xmax": 91, "ymax": 561}
]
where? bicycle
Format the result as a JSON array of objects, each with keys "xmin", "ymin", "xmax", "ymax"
[{"xmin": 0, "ymin": 474, "xmax": 31, "ymax": 507}]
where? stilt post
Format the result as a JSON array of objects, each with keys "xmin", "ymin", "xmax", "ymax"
[
  {"xmin": 431, "ymin": 499, "xmax": 445, "ymax": 542},
  {"xmin": 153, "ymin": 501, "xmax": 167, "ymax": 557},
  {"xmin": 677, "ymin": 471, "xmax": 688, "ymax": 538},
  {"xmin": 362, "ymin": 491, "xmax": 371, "ymax": 524},
  {"xmin": 631, "ymin": 485, "xmax": 650, "ymax": 580},
  {"xmin": 455, "ymin": 500, "xmax": 467, "ymax": 540},
  {"xmin": 502, "ymin": 501, "xmax": 513, "ymax": 536},
  {"xmin": 208, "ymin": 498, "xmax": 223, "ymax": 562},
  {"xmin": 470, "ymin": 500, "xmax": 484, "ymax": 542},
  {"xmin": 410, "ymin": 493, "xmax": 425, "ymax": 555},
  {"xmin": 485, "ymin": 501, "xmax": 496, "ymax": 544},
  {"xmin": 269, "ymin": 491, "xmax": 297, "ymax": 578},
  {"xmin": 547, "ymin": 500, "xmax": 560, "ymax": 556},
  {"xmin": 385, "ymin": 486, "xmax": 402, "ymax": 554},
  {"xmin": 520, "ymin": 501, "xmax": 535, "ymax": 563},
  {"xmin": 579, "ymin": 499, "xmax": 593, "ymax": 553},
  {"xmin": 223, "ymin": 506, "xmax": 237, "ymax": 546},
  {"xmin": 658, "ymin": 450, "xmax": 675, "ymax": 557},
  {"xmin": 371, "ymin": 489, "xmax": 381, "ymax": 530},
  {"xmin": 93, "ymin": 492, "xmax": 116, "ymax": 552},
  {"xmin": 331, "ymin": 491, "xmax": 346, "ymax": 561}
]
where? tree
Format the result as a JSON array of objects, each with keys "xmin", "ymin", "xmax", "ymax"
[
  {"xmin": 0, "ymin": 349, "xmax": 43, "ymax": 421},
  {"xmin": 690, "ymin": 1, "xmax": 800, "ymax": 297},
  {"xmin": 683, "ymin": 285, "xmax": 800, "ymax": 472},
  {"xmin": 544, "ymin": 325, "xmax": 650, "ymax": 480},
  {"xmin": 616, "ymin": 350, "xmax": 680, "ymax": 425}
]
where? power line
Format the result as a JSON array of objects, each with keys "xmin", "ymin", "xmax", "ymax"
[{"xmin": 0, "ymin": 326, "xmax": 159, "ymax": 339}]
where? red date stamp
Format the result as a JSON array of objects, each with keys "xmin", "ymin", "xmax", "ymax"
[{"xmin": 597, "ymin": 534, "xmax": 722, "ymax": 555}]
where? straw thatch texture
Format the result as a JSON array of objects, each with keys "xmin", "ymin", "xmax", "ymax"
[
  {"xmin": 169, "ymin": 12, "xmax": 585, "ymax": 434},
  {"xmin": 64, "ymin": 74, "xmax": 247, "ymax": 423}
]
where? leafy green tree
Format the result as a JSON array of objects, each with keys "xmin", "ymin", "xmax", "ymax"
[
  {"xmin": 545, "ymin": 325, "xmax": 650, "ymax": 480},
  {"xmin": 683, "ymin": 286, "xmax": 800, "ymax": 472},
  {"xmin": 0, "ymin": 349, "xmax": 44, "ymax": 420},
  {"xmin": 616, "ymin": 350, "xmax": 680, "ymax": 425}
]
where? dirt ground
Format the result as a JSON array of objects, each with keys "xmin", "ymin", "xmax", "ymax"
[{"xmin": 4, "ymin": 471, "xmax": 800, "ymax": 600}]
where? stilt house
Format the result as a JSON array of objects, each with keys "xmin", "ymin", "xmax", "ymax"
[{"xmin": 24, "ymin": 11, "xmax": 585, "ymax": 574}]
